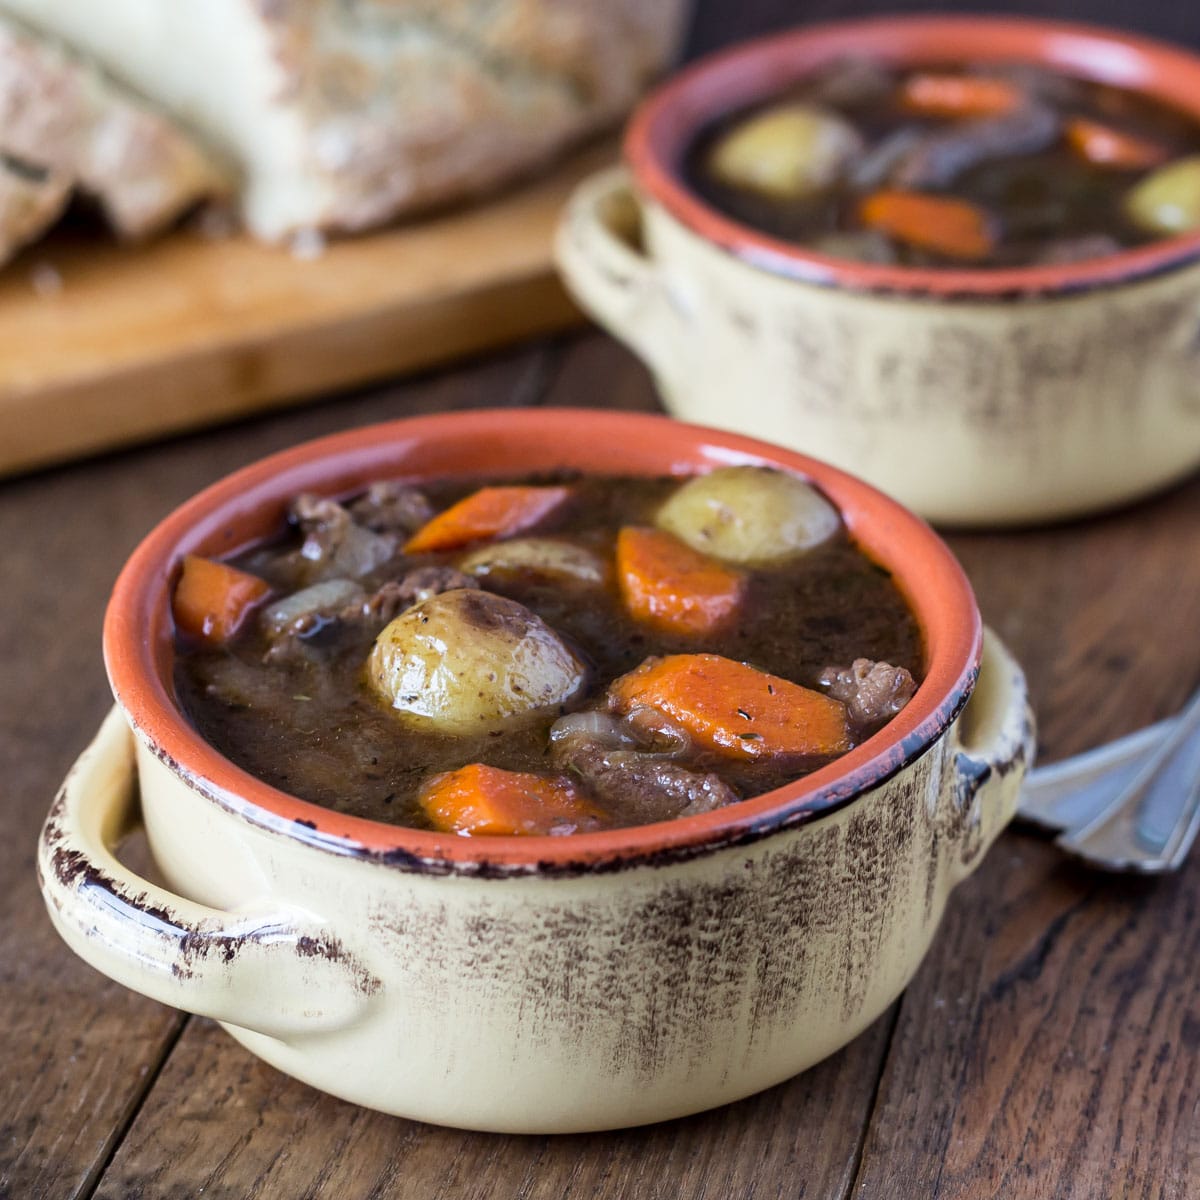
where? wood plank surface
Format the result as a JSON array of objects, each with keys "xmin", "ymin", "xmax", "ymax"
[
  {"xmin": 91, "ymin": 1002, "xmax": 895, "ymax": 1200},
  {"xmin": 0, "ymin": 441, "xmax": 210, "ymax": 1200},
  {"xmin": 0, "ymin": 140, "xmax": 608, "ymax": 479}
]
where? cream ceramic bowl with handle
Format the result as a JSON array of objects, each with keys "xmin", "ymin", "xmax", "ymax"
[
  {"xmin": 556, "ymin": 16, "xmax": 1200, "ymax": 526},
  {"xmin": 37, "ymin": 410, "xmax": 1034, "ymax": 1132}
]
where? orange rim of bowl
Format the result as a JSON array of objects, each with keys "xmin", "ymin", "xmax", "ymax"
[
  {"xmin": 104, "ymin": 409, "xmax": 981, "ymax": 875},
  {"xmin": 625, "ymin": 14, "xmax": 1200, "ymax": 298}
]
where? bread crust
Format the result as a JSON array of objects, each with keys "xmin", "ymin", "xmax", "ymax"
[
  {"xmin": 249, "ymin": 0, "xmax": 691, "ymax": 234},
  {"xmin": 0, "ymin": 156, "xmax": 69, "ymax": 264},
  {"xmin": 0, "ymin": 0, "xmax": 689, "ymax": 239},
  {"xmin": 0, "ymin": 16, "xmax": 227, "ymax": 239}
]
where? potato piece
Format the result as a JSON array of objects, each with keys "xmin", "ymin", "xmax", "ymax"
[
  {"xmin": 707, "ymin": 103, "xmax": 864, "ymax": 201},
  {"xmin": 655, "ymin": 467, "xmax": 840, "ymax": 564},
  {"xmin": 366, "ymin": 589, "xmax": 586, "ymax": 735},
  {"xmin": 458, "ymin": 538, "xmax": 607, "ymax": 587},
  {"xmin": 1125, "ymin": 155, "xmax": 1200, "ymax": 236}
]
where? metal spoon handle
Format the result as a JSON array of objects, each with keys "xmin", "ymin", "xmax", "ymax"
[
  {"xmin": 1018, "ymin": 716, "xmax": 1176, "ymax": 832},
  {"xmin": 1057, "ymin": 686, "xmax": 1200, "ymax": 873}
]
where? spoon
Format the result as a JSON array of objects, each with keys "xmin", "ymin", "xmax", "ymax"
[{"xmin": 1017, "ymin": 686, "xmax": 1200, "ymax": 873}]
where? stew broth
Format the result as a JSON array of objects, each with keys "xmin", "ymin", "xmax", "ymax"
[
  {"xmin": 685, "ymin": 59, "xmax": 1200, "ymax": 268},
  {"xmin": 173, "ymin": 471, "xmax": 924, "ymax": 834}
]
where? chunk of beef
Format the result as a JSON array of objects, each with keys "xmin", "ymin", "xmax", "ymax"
[
  {"xmin": 348, "ymin": 481, "xmax": 434, "ymax": 535},
  {"xmin": 590, "ymin": 749, "xmax": 735, "ymax": 819},
  {"xmin": 847, "ymin": 127, "xmax": 926, "ymax": 191},
  {"xmin": 549, "ymin": 710, "xmax": 736, "ymax": 823},
  {"xmin": 614, "ymin": 704, "xmax": 693, "ymax": 755},
  {"xmin": 337, "ymin": 580, "xmax": 410, "ymax": 628},
  {"xmin": 289, "ymin": 493, "xmax": 395, "ymax": 581},
  {"xmin": 819, "ymin": 659, "xmax": 916, "ymax": 730},
  {"xmin": 556, "ymin": 744, "xmax": 737, "ymax": 823},
  {"xmin": 340, "ymin": 567, "xmax": 479, "ymax": 626},
  {"xmin": 892, "ymin": 102, "xmax": 1061, "ymax": 189}
]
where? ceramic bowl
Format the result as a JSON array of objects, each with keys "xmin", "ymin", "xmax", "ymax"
[
  {"xmin": 556, "ymin": 16, "xmax": 1200, "ymax": 526},
  {"xmin": 38, "ymin": 409, "xmax": 1034, "ymax": 1132}
]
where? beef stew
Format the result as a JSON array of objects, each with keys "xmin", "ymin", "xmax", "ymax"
[
  {"xmin": 173, "ymin": 468, "xmax": 923, "ymax": 835},
  {"xmin": 685, "ymin": 58, "xmax": 1200, "ymax": 267}
]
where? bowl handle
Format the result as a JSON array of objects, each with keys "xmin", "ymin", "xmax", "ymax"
[
  {"xmin": 37, "ymin": 708, "xmax": 380, "ymax": 1039},
  {"xmin": 944, "ymin": 627, "xmax": 1037, "ymax": 888},
  {"xmin": 555, "ymin": 166, "xmax": 689, "ymax": 385}
]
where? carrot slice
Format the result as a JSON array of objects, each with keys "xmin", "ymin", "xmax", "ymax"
[
  {"xmin": 616, "ymin": 527, "xmax": 745, "ymax": 636},
  {"xmin": 403, "ymin": 486, "xmax": 571, "ymax": 554},
  {"xmin": 172, "ymin": 554, "xmax": 270, "ymax": 644},
  {"xmin": 899, "ymin": 73, "xmax": 1022, "ymax": 119},
  {"xmin": 1065, "ymin": 118, "xmax": 1168, "ymax": 170},
  {"xmin": 859, "ymin": 189, "xmax": 994, "ymax": 260},
  {"xmin": 418, "ymin": 763, "xmax": 604, "ymax": 836},
  {"xmin": 609, "ymin": 654, "xmax": 851, "ymax": 760}
]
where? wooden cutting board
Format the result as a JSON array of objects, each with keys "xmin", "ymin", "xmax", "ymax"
[{"xmin": 0, "ymin": 141, "xmax": 613, "ymax": 478}]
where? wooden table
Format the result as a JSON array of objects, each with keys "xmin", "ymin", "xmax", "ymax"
[{"xmin": 3, "ymin": 3, "xmax": 1200, "ymax": 1197}]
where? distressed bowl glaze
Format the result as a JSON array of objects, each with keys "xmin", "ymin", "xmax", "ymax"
[
  {"xmin": 556, "ymin": 16, "xmax": 1200, "ymax": 525},
  {"xmin": 38, "ymin": 410, "xmax": 1034, "ymax": 1131}
]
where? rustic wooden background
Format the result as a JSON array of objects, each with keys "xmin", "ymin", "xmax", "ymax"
[{"xmin": 3, "ymin": 2, "xmax": 1199, "ymax": 1197}]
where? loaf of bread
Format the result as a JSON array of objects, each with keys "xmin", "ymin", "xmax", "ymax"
[
  {"xmin": 0, "ymin": 14, "xmax": 226, "ymax": 247},
  {"xmin": 0, "ymin": 155, "xmax": 69, "ymax": 265},
  {"xmin": 1, "ymin": 0, "xmax": 689, "ymax": 241}
]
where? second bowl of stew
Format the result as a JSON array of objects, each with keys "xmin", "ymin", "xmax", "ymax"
[
  {"xmin": 39, "ymin": 409, "xmax": 1033, "ymax": 1131},
  {"xmin": 557, "ymin": 15, "xmax": 1200, "ymax": 524}
]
